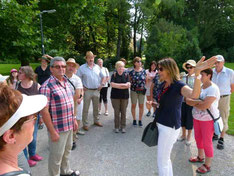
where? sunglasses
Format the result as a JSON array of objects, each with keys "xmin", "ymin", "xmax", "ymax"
[
  {"xmin": 186, "ymin": 66, "xmax": 194, "ymax": 69},
  {"xmin": 136, "ymin": 61, "xmax": 141, "ymax": 63},
  {"xmin": 158, "ymin": 67, "xmax": 163, "ymax": 72},
  {"xmin": 23, "ymin": 116, "xmax": 37, "ymax": 125},
  {"xmin": 52, "ymin": 65, "xmax": 66, "ymax": 69}
]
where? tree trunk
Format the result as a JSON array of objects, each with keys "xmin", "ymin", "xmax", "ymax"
[
  {"xmin": 133, "ymin": 3, "xmax": 137, "ymax": 57},
  {"xmin": 139, "ymin": 17, "xmax": 144, "ymax": 57},
  {"xmin": 116, "ymin": 25, "xmax": 122, "ymax": 60}
]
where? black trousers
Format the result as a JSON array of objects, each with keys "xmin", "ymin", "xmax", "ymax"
[
  {"xmin": 181, "ymin": 102, "xmax": 193, "ymax": 130},
  {"xmin": 99, "ymin": 87, "xmax": 108, "ymax": 103}
]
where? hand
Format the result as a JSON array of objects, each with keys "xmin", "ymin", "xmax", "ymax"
[
  {"xmin": 50, "ymin": 131, "xmax": 60, "ymax": 142},
  {"xmin": 77, "ymin": 98, "xmax": 82, "ymax": 104},
  {"xmin": 98, "ymin": 85, "xmax": 102, "ymax": 91},
  {"xmin": 39, "ymin": 117, "xmax": 44, "ymax": 125},
  {"xmin": 73, "ymin": 119, "xmax": 78, "ymax": 132},
  {"xmin": 83, "ymin": 87, "xmax": 87, "ymax": 91},
  {"xmin": 194, "ymin": 56, "xmax": 217, "ymax": 76}
]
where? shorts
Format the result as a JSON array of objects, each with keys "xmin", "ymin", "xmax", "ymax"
[
  {"xmin": 181, "ymin": 102, "xmax": 193, "ymax": 130},
  {"xmin": 130, "ymin": 90, "xmax": 145, "ymax": 105}
]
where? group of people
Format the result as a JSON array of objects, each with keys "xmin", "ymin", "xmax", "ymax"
[{"xmin": 0, "ymin": 52, "xmax": 233, "ymax": 176}]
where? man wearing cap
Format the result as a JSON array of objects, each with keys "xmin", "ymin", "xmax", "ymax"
[
  {"xmin": 76, "ymin": 51, "xmax": 105, "ymax": 131},
  {"xmin": 65, "ymin": 58, "xmax": 84, "ymax": 150},
  {"xmin": 212, "ymin": 55, "xmax": 234, "ymax": 150},
  {"xmin": 40, "ymin": 57, "xmax": 80, "ymax": 176}
]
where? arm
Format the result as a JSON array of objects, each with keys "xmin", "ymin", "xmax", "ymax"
[
  {"xmin": 185, "ymin": 98, "xmax": 202, "ymax": 106},
  {"xmin": 194, "ymin": 96, "xmax": 216, "ymax": 110},
  {"xmin": 231, "ymin": 83, "xmax": 234, "ymax": 93},
  {"xmin": 41, "ymin": 107, "xmax": 59, "ymax": 142},
  {"xmin": 150, "ymin": 82, "xmax": 154, "ymax": 101},
  {"xmin": 111, "ymin": 82, "xmax": 130, "ymax": 89},
  {"xmin": 181, "ymin": 56, "xmax": 217, "ymax": 99}
]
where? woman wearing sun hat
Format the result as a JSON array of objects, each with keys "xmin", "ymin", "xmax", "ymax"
[
  {"xmin": 177, "ymin": 59, "xmax": 197, "ymax": 145},
  {"xmin": 0, "ymin": 83, "xmax": 47, "ymax": 176}
]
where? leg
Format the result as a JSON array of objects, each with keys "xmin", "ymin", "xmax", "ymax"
[
  {"xmin": 92, "ymin": 90, "xmax": 100, "ymax": 123},
  {"xmin": 111, "ymin": 99, "xmax": 121, "ymax": 129},
  {"xmin": 28, "ymin": 116, "xmax": 39, "ymax": 157},
  {"xmin": 193, "ymin": 119, "xmax": 205, "ymax": 159},
  {"xmin": 99, "ymin": 88, "xmax": 103, "ymax": 112},
  {"xmin": 120, "ymin": 99, "xmax": 128, "ymax": 129},
  {"xmin": 60, "ymin": 130, "xmax": 73, "ymax": 175},
  {"xmin": 157, "ymin": 123, "xmax": 180, "ymax": 176},
  {"xmin": 146, "ymin": 96, "xmax": 151, "ymax": 114},
  {"xmin": 102, "ymin": 87, "xmax": 108, "ymax": 113},
  {"xmin": 138, "ymin": 94, "xmax": 145, "ymax": 121},
  {"xmin": 218, "ymin": 96, "xmax": 230, "ymax": 138},
  {"xmin": 82, "ymin": 90, "xmax": 92, "ymax": 127},
  {"xmin": 130, "ymin": 91, "xmax": 137, "ymax": 120},
  {"xmin": 131, "ymin": 104, "xmax": 136, "ymax": 120}
]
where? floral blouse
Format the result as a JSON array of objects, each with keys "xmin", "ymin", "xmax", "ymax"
[{"xmin": 129, "ymin": 69, "xmax": 146, "ymax": 91}]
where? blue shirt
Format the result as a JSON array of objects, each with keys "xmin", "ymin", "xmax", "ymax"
[{"xmin": 155, "ymin": 80, "xmax": 185, "ymax": 129}]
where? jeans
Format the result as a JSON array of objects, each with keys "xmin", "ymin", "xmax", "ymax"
[{"xmin": 23, "ymin": 115, "xmax": 39, "ymax": 159}]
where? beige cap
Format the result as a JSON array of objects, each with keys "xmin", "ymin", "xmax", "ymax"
[
  {"xmin": 86, "ymin": 51, "xmax": 96, "ymax": 58},
  {"xmin": 182, "ymin": 60, "xmax": 196, "ymax": 71},
  {"xmin": 66, "ymin": 58, "xmax": 78, "ymax": 68}
]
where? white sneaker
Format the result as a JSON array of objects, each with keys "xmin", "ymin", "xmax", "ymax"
[
  {"xmin": 121, "ymin": 128, "xmax": 126, "ymax": 133},
  {"xmin": 98, "ymin": 111, "xmax": 101, "ymax": 115},
  {"xmin": 77, "ymin": 130, "xmax": 85, "ymax": 135},
  {"xmin": 104, "ymin": 111, "xmax": 109, "ymax": 116},
  {"xmin": 177, "ymin": 136, "xmax": 185, "ymax": 142},
  {"xmin": 185, "ymin": 139, "xmax": 192, "ymax": 146},
  {"xmin": 115, "ymin": 129, "xmax": 119, "ymax": 133}
]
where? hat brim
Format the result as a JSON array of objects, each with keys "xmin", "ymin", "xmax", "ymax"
[
  {"xmin": 0, "ymin": 75, "xmax": 9, "ymax": 82},
  {"xmin": 0, "ymin": 94, "xmax": 47, "ymax": 136},
  {"xmin": 39, "ymin": 57, "xmax": 50, "ymax": 62},
  {"xmin": 182, "ymin": 62, "xmax": 196, "ymax": 71}
]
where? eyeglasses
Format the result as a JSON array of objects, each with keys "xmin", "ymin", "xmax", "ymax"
[
  {"xmin": 136, "ymin": 61, "xmax": 141, "ymax": 63},
  {"xmin": 186, "ymin": 66, "xmax": 194, "ymax": 70},
  {"xmin": 52, "ymin": 65, "xmax": 66, "ymax": 69},
  {"xmin": 158, "ymin": 67, "xmax": 163, "ymax": 72},
  {"xmin": 23, "ymin": 116, "xmax": 37, "ymax": 124}
]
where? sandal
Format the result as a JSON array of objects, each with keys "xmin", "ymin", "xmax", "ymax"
[
  {"xmin": 196, "ymin": 164, "xmax": 211, "ymax": 174},
  {"xmin": 189, "ymin": 156, "xmax": 204, "ymax": 163}
]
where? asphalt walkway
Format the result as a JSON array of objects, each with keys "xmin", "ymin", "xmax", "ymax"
[{"xmin": 31, "ymin": 89, "xmax": 234, "ymax": 176}]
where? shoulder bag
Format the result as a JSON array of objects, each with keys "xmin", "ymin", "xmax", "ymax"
[{"xmin": 206, "ymin": 109, "xmax": 223, "ymax": 136}]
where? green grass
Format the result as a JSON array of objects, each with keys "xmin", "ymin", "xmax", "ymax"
[
  {"xmin": 0, "ymin": 63, "xmax": 40, "ymax": 75},
  {"xmin": 225, "ymin": 63, "xmax": 234, "ymax": 135}
]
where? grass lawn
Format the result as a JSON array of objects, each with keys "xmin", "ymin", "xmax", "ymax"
[
  {"xmin": 0, "ymin": 63, "xmax": 40, "ymax": 75},
  {"xmin": 225, "ymin": 63, "xmax": 234, "ymax": 135}
]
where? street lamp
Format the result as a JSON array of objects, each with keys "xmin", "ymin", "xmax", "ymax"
[{"xmin": 39, "ymin": 9, "xmax": 56, "ymax": 55}]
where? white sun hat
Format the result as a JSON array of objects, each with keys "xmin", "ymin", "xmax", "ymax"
[
  {"xmin": 0, "ymin": 94, "xmax": 47, "ymax": 136},
  {"xmin": 0, "ymin": 74, "xmax": 9, "ymax": 82}
]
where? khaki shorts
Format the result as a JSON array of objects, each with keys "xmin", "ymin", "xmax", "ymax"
[{"xmin": 130, "ymin": 90, "xmax": 145, "ymax": 105}]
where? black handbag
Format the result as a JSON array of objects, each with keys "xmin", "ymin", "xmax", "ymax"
[{"xmin": 141, "ymin": 116, "xmax": 158, "ymax": 147}]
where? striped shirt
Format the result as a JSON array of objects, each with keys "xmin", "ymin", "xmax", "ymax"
[{"xmin": 40, "ymin": 75, "xmax": 74, "ymax": 133}]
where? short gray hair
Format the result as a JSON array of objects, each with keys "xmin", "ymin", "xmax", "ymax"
[{"xmin": 50, "ymin": 57, "xmax": 66, "ymax": 67}]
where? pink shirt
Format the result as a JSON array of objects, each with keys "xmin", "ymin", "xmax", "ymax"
[{"xmin": 145, "ymin": 69, "xmax": 157, "ymax": 88}]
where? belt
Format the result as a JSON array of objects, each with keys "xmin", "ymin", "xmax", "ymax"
[
  {"xmin": 85, "ymin": 87, "xmax": 98, "ymax": 90},
  {"xmin": 220, "ymin": 95, "xmax": 229, "ymax": 98}
]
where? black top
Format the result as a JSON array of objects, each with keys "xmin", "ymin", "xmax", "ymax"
[
  {"xmin": 110, "ymin": 72, "xmax": 130, "ymax": 99},
  {"xmin": 0, "ymin": 170, "xmax": 31, "ymax": 176},
  {"xmin": 34, "ymin": 66, "xmax": 51, "ymax": 85},
  {"xmin": 17, "ymin": 82, "xmax": 39, "ymax": 96},
  {"xmin": 155, "ymin": 81, "xmax": 185, "ymax": 129}
]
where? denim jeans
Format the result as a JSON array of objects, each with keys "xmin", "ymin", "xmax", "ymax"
[{"xmin": 23, "ymin": 115, "xmax": 39, "ymax": 159}]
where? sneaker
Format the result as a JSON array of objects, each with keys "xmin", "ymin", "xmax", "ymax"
[
  {"xmin": 38, "ymin": 124, "xmax": 44, "ymax": 130},
  {"xmin": 28, "ymin": 159, "xmax": 37, "ymax": 167},
  {"xmin": 152, "ymin": 113, "xmax": 156, "ymax": 118},
  {"xmin": 98, "ymin": 111, "xmax": 101, "ymax": 115},
  {"xmin": 177, "ymin": 136, "xmax": 186, "ymax": 142},
  {"xmin": 104, "ymin": 111, "xmax": 109, "ymax": 116},
  {"xmin": 121, "ymin": 128, "xmax": 126, "ymax": 133},
  {"xmin": 71, "ymin": 142, "xmax": 76, "ymax": 150},
  {"xmin": 217, "ymin": 138, "xmax": 224, "ymax": 150},
  {"xmin": 185, "ymin": 139, "xmax": 192, "ymax": 146},
  {"xmin": 115, "ymin": 129, "xmax": 119, "ymax": 133},
  {"xmin": 77, "ymin": 130, "xmax": 85, "ymax": 135},
  {"xmin": 212, "ymin": 134, "xmax": 219, "ymax": 141},
  {"xmin": 133, "ymin": 120, "xmax": 137, "ymax": 126},
  {"xmin": 29, "ymin": 154, "xmax": 43, "ymax": 161},
  {"xmin": 138, "ymin": 120, "xmax": 143, "ymax": 127},
  {"xmin": 146, "ymin": 111, "xmax": 151, "ymax": 117}
]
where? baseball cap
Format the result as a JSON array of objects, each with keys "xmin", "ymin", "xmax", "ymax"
[
  {"xmin": 11, "ymin": 69, "xmax": 18, "ymax": 73},
  {"xmin": 0, "ymin": 94, "xmax": 47, "ymax": 136},
  {"xmin": 216, "ymin": 55, "xmax": 224, "ymax": 62}
]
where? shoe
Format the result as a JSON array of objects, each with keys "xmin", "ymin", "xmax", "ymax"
[
  {"xmin": 77, "ymin": 130, "xmax": 85, "ymax": 135},
  {"xmin": 196, "ymin": 164, "xmax": 210, "ymax": 174},
  {"xmin": 38, "ymin": 124, "xmax": 44, "ymax": 130},
  {"xmin": 98, "ymin": 111, "xmax": 101, "ymax": 115},
  {"xmin": 146, "ymin": 111, "xmax": 151, "ymax": 117},
  {"xmin": 71, "ymin": 142, "xmax": 76, "ymax": 150},
  {"xmin": 83, "ymin": 126, "xmax": 89, "ymax": 131},
  {"xmin": 138, "ymin": 120, "xmax": 143, "ymax": 127},
  {"xmin": 212, "ymin": 134, "xmax": 219, "ymax": 141},
  {"xmin": 217, "ymin": 138, "xmax": 224, "ymax": 150},
  {"xmin": 189, "ymin": 156, "xmax": 204, "ymax": 163},
  {"xmin": 133, "ymin": 120, "xmax": 137, "ymax": 126},
  {"xmin": 177, "ymin": 136, "xmax": 185, "ymax": 142},
  {"xmin": 152, "ymin": 113, "xmax": 156, "ymax": 118},
  {"xmin": 104, "ymin": 111, "xmax": 109, "ymax": 116},
  {"xmin": 28, "ymin": 159, "xmax": 37, "ymax": 167},
  {"xmin": 115, "ymin": 129, "xmax": 119, "ymax": 133},
  {"xmin": 185, "ymin": 139, "xmax": 192, "ymax": 146},
  {"xmin": 94, "ymin": 122, "xmax": 103, "ymax": 127},
  {"xmin": 121, "ymin": 128, "xmax": 126, "ymax": 133},
  {"xmin": 60, "ymin": 170, "xmax": 80, "ymax": 176},
  {"xmin": 29, "ymin": 154, "xmax": 43, "ymax": 161}
]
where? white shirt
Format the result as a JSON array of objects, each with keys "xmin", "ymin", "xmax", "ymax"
[
  {"xmin": 100, "ymin": 66, "xmax": 110, "ymax": 87},
  {"xmin": 192, "ymin": 83, "xmax": 220, "ymax": 121},
  {"xmin": 67, "ymin": 74, "xmax": 83, "ymax": 95},
  {"xmin": 212, "ymin": 67, "xmax": 234, "ymax": 96},
  {"xmin": 181, "ymin": 74, "xmax": 195, "ymax": 89},
  {"xmin": 76, "ymin": 63, "xmax": 104, "ymax": 89}
]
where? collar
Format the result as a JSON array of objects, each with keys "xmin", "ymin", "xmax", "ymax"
[{"xmin": 214, "ymin": 66, "xmax": 226, "ymax": 74}]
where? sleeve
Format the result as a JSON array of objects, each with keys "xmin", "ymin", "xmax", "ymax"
[
  {"xmin": 76, "ymin": 67, "xmax": 82, "ymax": 79},
  {"xmin": 106, "ymin": 68, "xmax": 110, "ymax": 77},
  {"xmin": 110, "ymin": 74, "xmax": 115, "ymax": 83},
  {"xmin": 76, "ymin": 77, "xmax": 83, "ymax": 89},
  {"xmin": 34, "ymin": 66, "xmax": 39, "ymax": 74},
  {"xmin": 206, "ymin": 85, "xmax": 219, "ymax": 98},
  {"xmin": 39, "ymin": 86, "xmax": 51, "ymax": 107},
  {"xmin": 178, "ymin": 81, "xmax": 186, "ymax": 93},
  {"xmin": 99, "ymin": 68, "xmax": 104, "ymax": 78},
  {"xmin": 231, "ymin": 69, "xmax": 234, "ymax": 84},
  {"xmin": 126, "ymin": 73, "xmax": 130, "ymax": 82}
]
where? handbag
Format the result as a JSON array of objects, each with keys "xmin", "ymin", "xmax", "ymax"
[
  {"xmin": 206, "ymin": 109, "xmax": 223, "ymax": 136},
  {"xmin": 141, "ymin": 116, "xmax": 158, "ymax": 147}
]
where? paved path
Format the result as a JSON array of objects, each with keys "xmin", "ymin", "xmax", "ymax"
[{"xmin": 31, "ymin": 89, "xmax": 234, "ymax": 176}]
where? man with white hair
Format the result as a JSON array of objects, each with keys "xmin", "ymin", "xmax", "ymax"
[{"xmin": 212, "ymin": 55, "xmax": 234, "ymax": 150}]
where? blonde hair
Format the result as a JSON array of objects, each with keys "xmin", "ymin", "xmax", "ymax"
[
  {"xmin": 115, "ymin": 61, "xmax": 125, "ymax": 69},
  {"xmin": 158, "ymin": 58, "xmax": 180, "ymax": 82}
]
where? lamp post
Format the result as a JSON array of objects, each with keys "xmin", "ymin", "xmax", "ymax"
[{"xmin": 39, "ymin": 9, "xmax": 56, "ymax": 55}]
